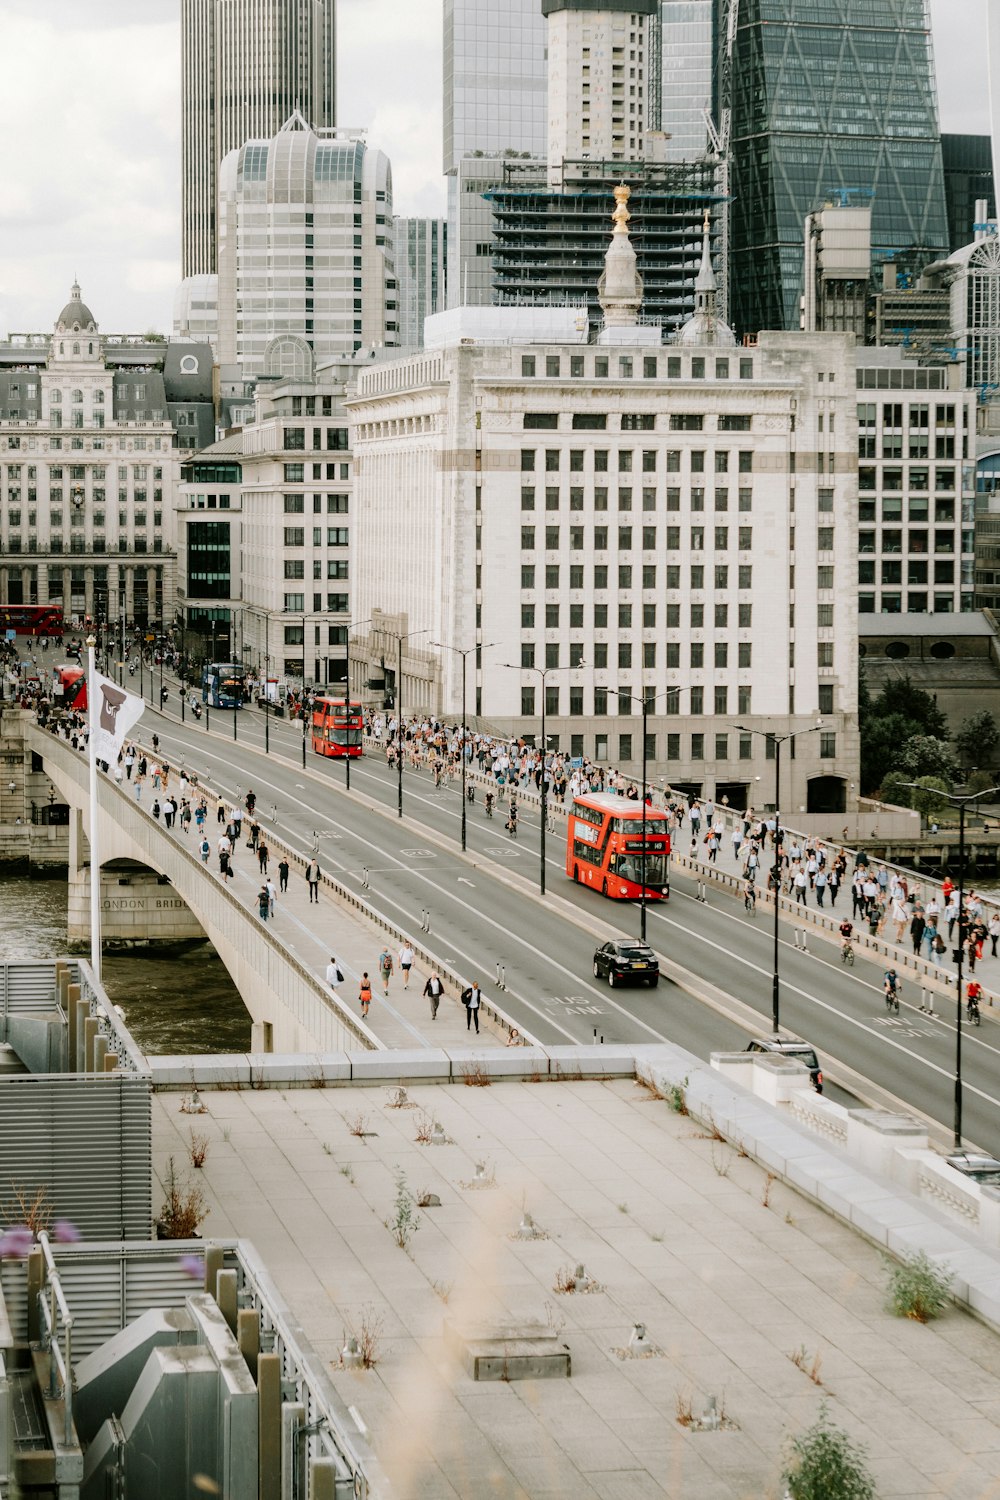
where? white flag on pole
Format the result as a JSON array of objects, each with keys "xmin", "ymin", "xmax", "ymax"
[{"xmin": 90, "ymin": 672, "xmax": 145, "ymax": 766}]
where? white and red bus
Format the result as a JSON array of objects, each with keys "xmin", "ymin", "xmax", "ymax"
[
  {"xmin": 566, "ymin": 791, "xmax": 670, "ymax": 900},
  {"xmin": 52, "ymin": 663, "xmax": 87, "ymax": 711},
  {"xmin": 311, "ymin": 698, "xmax": 363, "ymax": 759},
  {"xmin": 0, "ymin": 604, "xmax": 64, "ymax": 638}
]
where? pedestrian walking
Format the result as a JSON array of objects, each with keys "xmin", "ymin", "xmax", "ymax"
[
  {"xmin": 306, "ymin": 858, "xmax": 320, "ymax": 903},
  {"xmin": 910, "ymin": 909, "xmax": 926, "ymax": 956},
  {"xmin": 461, "ymin": 980, "xmax": 482, "ymax": 1033},
  {"xmin": 257, "ymin": 886, "xmax": 270, "ymax": 922},
  {"xmin": 326, "ymin": 956, "xmax": 345, "ymax": 992},
  {"xmin": 258, "ymin": 841, "xmax": 269, "ymax": 874},
  {"xmin": 814, "ymin": 869, "xmax": 827, "ymax": 907},
  {"xmin": 423, "ymin": 972, "xmax": 444, "ymax": 1019},
  {"xmin": 199, "ymin": 836, "xmax": 210, "ymax": 863},
  {"xmin": 359, "ymin": 972, "xmax": 372, "ymax": 1018},
  {"xmin": 793, "ymin": 866, "xmax": 808, "ymax": 904},
  {"xmin": 378, "ymin": 946, "xmax": 394, "ymax": 994},
  {"xmin": 399, "ymin": 940, "xmax": 415, "ymax": 987},
  {"xmin": 266, "ymin": 877, "xmax": 276, "ymax": 917},
  {"xmin": 152, "ymin": 798, "xmax": 161, "ymax": 821},
  {"xmin": 989, "ymin": 913, "xmax": 1000, "ymax": 957},
  {"xmin": 278, "ymin": 858, "xmax": 289, "ymax": 893}
]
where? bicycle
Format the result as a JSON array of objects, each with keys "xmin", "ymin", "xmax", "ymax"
[
  {"xmin": 884, "ymin": 981, "xmax": 900, "ymax": 1015},
  {"xmin": 967, "ymin": 998, "xmax": 982, "ymax": 1027},
  {"xmin": 484, "ymin": 794, "xmax": 494, "ymax": 820},
  {"xmin": 743, "ymin": 884, "xmax": 757, "ymax": 916},
  {"xmin": 506, "ymin": 813, "xmax": 518, "ymax": 840},
  {"xmin": 840, "ymin": 941, "xmax": 855, "ymax": 966}
]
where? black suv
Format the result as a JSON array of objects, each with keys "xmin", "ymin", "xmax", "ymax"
[
  {"xmin": 593, "ymin": 939, "xmax": 659, "ymax": 988},
  {"xmin": 745, "ymin": 1037, "xmax": 823, "ymax": 1093}
]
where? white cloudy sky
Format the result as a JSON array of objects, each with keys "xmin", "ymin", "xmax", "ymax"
[{"xmin": 0, "ymin": 0, "xmax": 989, "ymax": 336}]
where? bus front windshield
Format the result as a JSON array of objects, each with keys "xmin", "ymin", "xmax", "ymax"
[{"xmin": 611, "ymin": 852, "xmax": 669, "ymax": 885}]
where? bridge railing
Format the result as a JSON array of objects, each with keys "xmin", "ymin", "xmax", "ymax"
[{"xmin": 29, "ymin": 726, "xmax": 380, "ymax": 1055}]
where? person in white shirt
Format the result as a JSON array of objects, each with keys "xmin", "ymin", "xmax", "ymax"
[
  {"xmin": 398, "ymin": 941, "xmax": 415, "ymax": 987},
  {"xmin": 325, "ymin": 957, "xmax": 344, "ymax": 992}
]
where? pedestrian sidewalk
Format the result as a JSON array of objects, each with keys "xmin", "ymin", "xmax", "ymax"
[{"xmin": 128, "ymin": 745, "xmax": 508, "ymax": 1052}]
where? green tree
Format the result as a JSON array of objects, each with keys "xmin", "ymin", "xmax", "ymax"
[
  {"xmin": 872, "ymin": 678, "xmax": 948, "ymax": 739},
  {"xmin": 954, "ymin": 709, "xmax": 1000, "ymax": 771},
  {"xmin": 878, "ymin": 771, "xmax": 912, "ymax": 808},
  {"xmin": 784, "ymin": 1403, "xmax": 877, "ymax": 1500},
  {"xmin": 859, "ymin": 674, "xmax": 951, "ymax": 795},
  {"xmin": 909, "ymin": 776, "xmax": 950, "ymax": 823},
  {"xmin": 896, "ymin": 736, "xmax": 960, "ymax": 784}
]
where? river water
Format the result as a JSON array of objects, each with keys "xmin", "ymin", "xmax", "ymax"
[{"xmin": 0, "ymin": 872, "xmax": 251, "ymax": 1055}]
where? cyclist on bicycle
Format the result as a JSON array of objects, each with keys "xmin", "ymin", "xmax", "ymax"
[
  {"xmin": 506, "ymin": 802, "xmax": 518, "ymax": 837},
  {"xmin": 967, "ymin": 978, "xmax": 983, "ymax": 1023},
  {"xmin": 484, "ymin": 790, "xmax": 494, "ymax": 818},
  {"xmin": 743, "ymin": 879, "xmax": 757, "ymax": 911},
  {"xmin": 839, "ymin": 918, "xmax": 854, "ymax": 954},
  {"xmin": 883, "ymin": 968, "xmax": 900, "ymax": 1010}
]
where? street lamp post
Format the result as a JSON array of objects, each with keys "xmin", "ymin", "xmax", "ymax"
[
  {"xmin": 734, "ymin": 722, "xmax": 824, "ymax": 1034},
  {"xmin": 902, "ymin": 781, "xmax": 1000, "ymax": 1147},
  {"xmin": 501, "ymin": 661, "xmax": 576, "ymax": 895},
  {"xmin": 395, "ymin": 627, "xmax": 431, "ymax": 819},
  {"xmin": 433, "ymin": 641, "xmax": 495, "ymax": 851}
]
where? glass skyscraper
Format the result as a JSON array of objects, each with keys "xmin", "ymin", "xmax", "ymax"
[
  {"xmin": 659, "ymin": 0, "xmax": 712, "ymax": 160},
  {"xmin": 724, "ymin": 0, "xmax": 949, "ymax": 336},
  {"xmin": 443, "ymin": 0, "xmax": 548, "ymax": 174},
  {"xmin": 181, "ymin": 0, "xmax": 336, "ymax": 278}
]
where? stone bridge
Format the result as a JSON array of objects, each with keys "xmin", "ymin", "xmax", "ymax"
[{"xmin": 27, "ymin": 724, "xmax": 376, "ymax": 1056}]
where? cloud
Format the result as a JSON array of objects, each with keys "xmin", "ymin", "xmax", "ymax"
[{"xmin": 0, "ymin": 0, "xmax": 989, "ymax": 335}]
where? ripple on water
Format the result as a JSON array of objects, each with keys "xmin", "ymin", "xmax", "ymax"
[{"xmin": 0, "ymin": 872, "xmax": 251, "ymax": 1055}]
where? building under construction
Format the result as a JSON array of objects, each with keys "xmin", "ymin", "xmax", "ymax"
[{"xmin": 487, "ymin": 157, "xmax": 725, "ymax": 335}]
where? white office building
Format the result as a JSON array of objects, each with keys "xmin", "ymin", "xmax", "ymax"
[
  {"xmin": 347, "ymin": 209, "xmax": 859, "ymax": 813},
  {"xmin": 216, "ymin": 113, "xmax": 397, "ymax": 378}
]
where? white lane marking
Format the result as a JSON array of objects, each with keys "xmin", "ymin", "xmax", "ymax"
[
  {"xmin": 162, "ymin": 737, "xmax": 664, "ymax": 1046},
  {"xmin": 645, "ymin": 902, "xmax": 1000, "ymax": 1112}
]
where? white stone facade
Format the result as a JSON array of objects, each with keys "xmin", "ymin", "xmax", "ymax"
[
  {"xmin": 217, "ymin": 117, "xmax": 396, "ymax": 378},
  {"xmin": 348, "ymin": 329, "xmax": 860, "ymax": 812}
]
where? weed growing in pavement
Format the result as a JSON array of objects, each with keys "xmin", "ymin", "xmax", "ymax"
[
  {"xmin": 885, "ymin": 1250, "xmax": 954, "ymax": 1323},
  {"xmin": 386, "ymin": 1171, "xmax": 420, "ymax": 1251},
  {"xmin": 761, "ymin": 1171, "xmax": 777, "ymax": 1209},
  {"xmin": 188, "ymin": 1132, "xmax": 209, "ymax": 1169},
  {"xmin": 783, "ymin": 1401, "xmax": 876, "ymax": 1500}
]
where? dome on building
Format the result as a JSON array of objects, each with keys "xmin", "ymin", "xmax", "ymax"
[
  {"xmin": 676, "ymin": 217, "xmax": 735, "ymax": 347},
  {"xmin": 56, "ymin": 281, "xmax": 97, "ymax": 332}
]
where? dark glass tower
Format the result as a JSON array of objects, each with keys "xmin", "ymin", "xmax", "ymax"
[{"xmin": 723, "ymin": 0, "xmax": 949, "ymax": 337}]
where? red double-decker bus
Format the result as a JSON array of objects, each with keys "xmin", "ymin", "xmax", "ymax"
[
  {"xmin": 311, "ymin": 698, "xmax": 364, "ymax": 759},
  {"xmin": 566, "ymin": 792, "xmax": 671, "ymax": 900},
  {"xmin": 0, "ymin": 604, "xmax": 64, "ymax": 638},
  {"xmin": 52, "ymin": 664, "xmax": 87, "ymax": 711}
]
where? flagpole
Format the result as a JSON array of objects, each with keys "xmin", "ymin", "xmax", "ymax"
[{"xmin": 86, "ymin": 633, "xmax": 101, "ymax": 982}]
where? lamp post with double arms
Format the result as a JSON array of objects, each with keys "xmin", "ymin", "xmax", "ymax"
[
  {"xmin": 433, "ymin": 641, "xmax": 496, "ymax": 851},
  {"xmin": 901, "ymin": 781, "xmax": 1000, "ymax": 1148},
  {"xmin": 618, "ymin": 686, "xmax": 682, "ymax": 940},
  {"xmin": 396, "ymin": 628, "xmax": 431, "ymax": 819},
  {"xmin": 734, "ymin": 721, "xmax": 823, "ymax": 1034},
  {"xmin": 501, "ymin": 661, "xmax": 577, "ymax": 895}
]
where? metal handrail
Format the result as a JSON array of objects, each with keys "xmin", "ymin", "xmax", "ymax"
[{"xmin": 36, "ymin": 1230, "xmax": 74, "ymax": 1446}]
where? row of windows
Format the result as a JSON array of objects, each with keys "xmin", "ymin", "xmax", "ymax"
[
  {"xmin": 2, "ymin": 538, "xmax": 164, "ymax": 554},
  {"xmin": 283, "ymin": 561, "xmax": 350, "ymax": 580},
  {"xmin": 520, "ymin": 448, "xmax": 754, "ymax": 472},
  {"xmin": 520, "ymin": 601, "xmax": 760, "ymax": 629},
  {"xmin": 519, "ymin": 563, "xmax": 757, "ymax": 591},
  {"xmin": 859, "ymin": 531, "xmax": 972, "ymax": 555},
  {"xmin": 518, "ymin": 641, "xmax": 757, "ymax": 669},
  {"xmin": 859, "ymin": 595, "xmax": 970, "ymax": 615},
  {"xmin": 282, "ymin": 463, "xmax": 351, "ymax": 482},
  {"xmin": 4, "ymin": 435, "xmax": 168, "ymax": 454},
  {"xmin": 519, "ymin": 686, "xmax": 755, "ymax": 719},
  {"xmin": 524, "ymin": 728, "xmax": 839, "ymax": 763},
  {"xmin": 283, "ymin": 427, "xmax": 350, "ymax": 452},
  {"xmin": 521, "ymin": 487, "xmax": 754, "ymax": 513},
  {"xmin": 282, "ymin": 593, "xmax": 353, "ymax": 612},
  {"xmin": 519, "ymin": 525, "xmax": 754, "ymax": 552},
  {"xmin": 282, "ymin": 494, "xmax": 349, "ymax": 514},
  {"xmin": 283, "ymin": 528, "xmax": 349, "ymax": 547},
  {"xmin": 861, "ymin": 561, "xmax": 961, "ymax": 585},
  {"xmin": 519, "ymin": 353, "xmax": 756, "ymax": 382},
  {"xmin": 523, "ymin": 412, "xmax": 754, "ymax": 434},
  {"xmin": 2, "ymin": 465, "xmax": 161, "ymax": 481}
]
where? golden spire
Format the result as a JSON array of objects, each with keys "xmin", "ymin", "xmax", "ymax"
[{"xmin": 612, "ymin": 182, "xmax": 632, "ymax": 236}]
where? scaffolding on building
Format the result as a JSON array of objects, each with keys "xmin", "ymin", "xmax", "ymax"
[{"xmin": 486, "ymin": 157, "xmax": 725, "ymax": 336}]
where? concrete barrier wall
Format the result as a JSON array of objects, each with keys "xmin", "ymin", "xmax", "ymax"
[{"xmin": 29, "ymin": 728, "xmax": 379, "ymax": 1057}]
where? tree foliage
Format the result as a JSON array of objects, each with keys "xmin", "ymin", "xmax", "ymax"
[
  {"xmin": 860, "ymin": 674, "xmax": 951, "ymax": 796},
  {"xmin": 954, "ymin": 709, "xmax": 1000, "ymax": 770}
]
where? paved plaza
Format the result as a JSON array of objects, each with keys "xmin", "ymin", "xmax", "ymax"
[{"xmin": 154, "ymin": 1076, "xmax": 1000, "ymax": 1498}]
